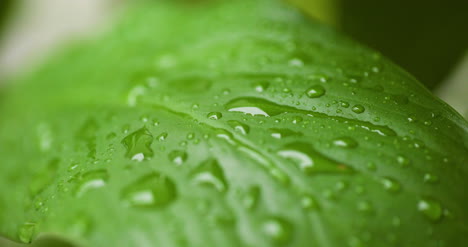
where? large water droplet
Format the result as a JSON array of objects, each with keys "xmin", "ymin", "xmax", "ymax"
[
  {"xmin": 18, "ymin": 222, "xmax": 36, "ymax": 243},
  {"xmin": 75, "ymin": 169, "xmax": 109, "ymax": 197},
  {"xmin": 121, "ymin": 127, "xmax": 154, "ymax": 161},
  {"xmin": 277, "ymin": 142, "xmax": 353, "ymax": 174},
  {"xmin": 121, "ymin": 172, "xmax": 177, "ymax": 209},
  {"xmin": 191, "ymin": 159, "xmax": 228, "ymax": 193},
  {"xmin": 418, "ymin": 198, "xmax": 442, "ymax": 222},
  {"xmin": 305, "ymin": 85, "xmax": 326, "ymax": 98},
  {"xmin": 261, "ymin": 217, "xmax": 293, "ymax": 244},
  {"xmin": 352, "ymin": 105, "xmax": 365, "ymax": 114},
  {"xmin": 227, "ymin": 120, "xmax": 250, "ymax": 135}
]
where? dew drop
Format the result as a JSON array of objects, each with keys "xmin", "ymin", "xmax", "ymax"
[
  {"xmin": 207, "ymin": 112, "xmax": 222, "ymax": 120},
  {"xmin": 423, "ymin": 173, "xmax": 439, "ymax": 184},
  {"xmin": 418, "ymin": 198, "xmax": 442, "ymax": 222},
  {"xmin": 352, "ymin": 105, "xmax": 365, "ymax": 114},
  {"xmin": 396, "ymin": 155, "xmax": 410, "ymax": 167},
  {"xmin": 168, "ymin": 150, "xmax": 187, "ymax": 165},
  {"xmin": 305, "ymin": 85, "xmax": 326, "ymax": 98},
  {"xmin": 242, "ymin": 186, "xmax": 261, "ymax": 210},
  {"xmin": 261, "ymin": 217, "xmax": 293, "ymax": 244},
  {"xmin": 227, "ymin": 120, "xmax": 250, "ymax": 135},
  {"xmin": 121, "ymin": 127, "xmax": 154, "ymax": 161},
  {"xmin": 269, "ymin": 128, "xmax": 302, "ymax": 139},
  {"xmin": 157, "ymin": 132, "xmax": 168, "ymax": 141},
  {"xmin": 121, "ymin": 172, "xmax": 177, "ymax": 209},
  {"xmin": 75, "ymin": 169, "xmax": 109, "ymax": 197},
  {"xmin": 381, "ymin": 177, "xmax": 401, "ymax": 193},
  {"xmin": 191, "ymin": 159, "xmax": 228, "ymax": 193},
  {"xmin": 253, "ymin": 82, "xmax": 270, "ymax": 93},
  {"xmin": 301, "ymin": 195, "xmax": 319, "ymax": 210},
  {"xmin": 332, "ymin": 137, "xmax": 358, "ymax": 148},
  {"xmin": 277, "ymin": 142, "xmax": 353, "ymax": 174}
]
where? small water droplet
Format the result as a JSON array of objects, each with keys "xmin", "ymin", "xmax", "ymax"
[
  {"xmin": 423, "ymin": 173, "xmax": 439, "ymax": 184},
  {"xmin": 207, "ymin": 112, "xmax": 222, "ymax": 120},
  {"xmin": 332, "ymin": 137, "xmax": 358, "ymax": 148},
  {"xmin": 191, "ymin": 159, "xmax": 228, "ymax": 192},
  {"xmin": 305, "ymin": 85, "xmax": 326, "ymax": 98},
  {"xmin": 157, "ymin": 132, "xmax": 168, "ymax": 141},
  {"xmin": 397, "ymin": 155, "xmax": 410, "ymax": 167},
  {"xmin": 418, "ymin": 198, "xmax": 442, "ymax": 222},
  {"xmin": 168, "ymin": 150, "xmax": 187, "ymax": 165},
  {"xmin": 269, "ymin": 128, "xmax": 302, "ymax": 139},
  {"xmin": 381, "ymin": 177, "xmax": 401, "ymax": 193},
  {"xmin": 242, "ymin": 186, "xmax": 261, "ymax": 210},
  {"xmin": 261, "ymin": 217, "xmax": 293, "ymax": 244},
  {"xmin": 357, "ymin": 201, "xmax": 373, "ymax": 213},
  {"xmin": 121, "ymin": 172, "xmax": 177, "ymax": 209},
  {"xmin": 253, "ymin": 82, "xmax": 270, "ymax": 93},
  {"xmin": 288, "ymin": 58, "xmax": 304, "ymax": 67},
  {"xmin": 352, "ymin": 105, "xmax": 365, "ymax": 114},
  {"xmin": 121, "ymin": 127, "xmax": 154, "ymax": 161},
  {"xmin": 301, "ymin": 195, "xmax": 319, "ymax": 210}
]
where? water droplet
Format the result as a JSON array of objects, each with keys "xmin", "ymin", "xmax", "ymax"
[
  {"xmin": 121, "ymin": 172, "xmax": 177, "ymax": 209},
  {"xmin": 261, "ymin": 217, "xmax": 293, "ymax": 244},
  {"xmin": 332, "ymin": 137, "xmax": 358, "ymax": 148},
  {"xmin": 168, "ymin": 150, "xmax": 187, "ymax": 165},
  {"xmin": 277, "ymin": 142, "xmax": 353, "ymax": 174},
  {"xmin": 227, "ymin": 120, "xmax": 250, "ymax": 135},
  {"xmin": 288, "ymin": 58, "xmax": 304, "ymax": 67},
  {"xmin": 305, "ymin": 85, "xmax": 326, "ymax": 98},
  {"xmin": 75, "ymin": 169, "xmax": 109, "ymax": 197},
  {"xmin": 301, "ymin": 195, "xmax": 319, "ymax": 210},
  {"xmin": 127, "ymin": 85, "xmax": 146, "ymax": 107},
  {"xmin": 121, "ymin": 127, "xmax": 154, "ymax": 161},
  {"xmin": 242, "ymin": 186, "xmax": 260, "ymax": 210},
  {"xmin": 397, "ymin": 155, "xmax": 410, "ymax": 167},
  {"xmin": 191, "ymin": 159, "xmax": 228, "ymax": 192},
  {"xmin": 340, "ymin": 101, "xmax": 350, "ymax": 108},
  {"xmin": 352, "ymin": 105, "xmax": 365, "ymax": 114},
  {"xmin": 381, "ymin": 177, "xmax": 401, "ymax": 193},
  {"xmin": 269, "ymin": 128, "xmax": 302, "ymax": 139},
  {"xmin": 423, "ymin": 173, "xmax": 439, "ymax": 184},
  {"xmin": 207, "ymin": 112, "xmax": 222, "ymax": 120},
  {"xmin": 253, "ymin": 82, "xmax": 270, "ymax": 93},
  {"xmin": 418, "ymin": 198, "xmax": 442, "ymax": 222},
  {"xmin": 186, "ymin": 132, "xmax": 195, "ymax": 140},
  {"xmin": 18, "ymin": 222, "xmax": 36, "ymax": 243},
  {"xmin": 357, "ymin": 201, "xmax": 373, "ymax": 214},
  {"xmin": 157, "ymin": 132, "xmax": 168, "ymax": 141}
]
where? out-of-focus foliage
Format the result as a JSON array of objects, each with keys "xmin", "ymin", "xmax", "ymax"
[{"xmin": 291, "ymin": 0, "xmax": 468, "ymax": 89}]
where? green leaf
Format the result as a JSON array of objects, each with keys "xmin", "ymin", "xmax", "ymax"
[{"xmin": 1, "ymin": 0, "xmax": 467, "ymax": 246}]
